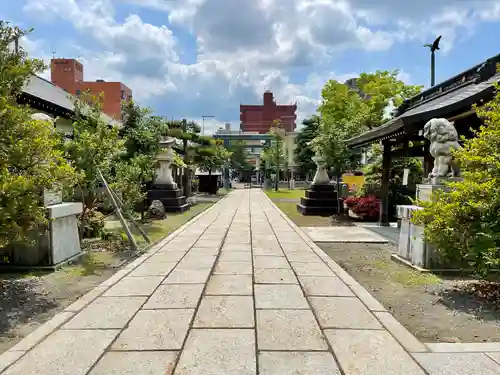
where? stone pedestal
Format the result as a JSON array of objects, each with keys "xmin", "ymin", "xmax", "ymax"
[
  {"xmin": 2, "ymin": 189, "xmax": 83, "ymax": 268},
  {"xmin": 147, "ymin": 137, "xmax": 189, "ymax": 213},
  {"xmin": 297, "ymin": 153, "xmax": 342, "ymax": 216},
  {"xmin": 395, "ymin": 181, "xmax": 458, "ymax": 270},
  {"xmin": 297, "ymin": 183, "xmax": 342, "ymax": 216}
]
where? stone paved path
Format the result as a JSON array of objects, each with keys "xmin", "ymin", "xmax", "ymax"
[{"xmin": 2, "ymin": 189, "xmax": 500, "ymax": 374}]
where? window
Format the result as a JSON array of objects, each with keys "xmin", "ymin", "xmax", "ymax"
[
  {"xmin": 76, "ymin": 89, "xmax": 81, "ymax": 96},
  {"xmin": 121, "ymin": 90, "xmax": 126, "ymax": 100}
]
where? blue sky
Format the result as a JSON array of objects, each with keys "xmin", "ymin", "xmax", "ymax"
[{"xmin": 4, "ymin": 0, "xmax": 500, "ymax": 132}]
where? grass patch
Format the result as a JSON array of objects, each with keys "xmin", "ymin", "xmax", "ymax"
[
  {"xmin": 264, "ymin": 189, "xmax": 305, "ymax": 200},
  {"xmin": 371, "ymin": 259, "xmax": 442, "ymax": 287},
  {"xmin": 273, "ymin": 202, "xmax": 333, "ymax": 227}
]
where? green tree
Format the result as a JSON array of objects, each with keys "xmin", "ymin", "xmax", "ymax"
[
  {"xmin": 312, "ymin": 70, "xmax": 423, "ymax": 180},
  {"xmin": 412, "ymin": 80, "xmax": 500, "ymax": 276},
  {"xmin": 264, "ymin": 121, "xmax": 286, "ymax": 191},
  {"xmin": 0, "ymin": 22, "xmax": 77, "ymax": 248},
  {"xmin": 165, "ymin": 119, "xmax": 217, "ymax": 196},
  {"xmin": 65, "ymin": 95, "xmax": 126, "ymax": 233},
  {"xmin": 228, "ymin": 141, "xmax": 253, "ymax": 172},
  {"xmin": 197, "ymin": 139, "xmax": 232, "ymax": 175},
  {"xmin": 294, "ymin": 116, "xmax": 320, "ymax": 179}
]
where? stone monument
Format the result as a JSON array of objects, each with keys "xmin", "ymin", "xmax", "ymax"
[
  {"xmin": 297, "ymin": 152, "xmax": 342, "ymax": 216},
  {"xmin": 147, "ymin": 137, "xmax": 189, "ymax": 213},
  {"xmin": 395, "ymin": 118, "xmax": 462, "ymax": 269},
  {"xmin": 4, "ymin": 113, "xmax": 83, "ymax": 268}
]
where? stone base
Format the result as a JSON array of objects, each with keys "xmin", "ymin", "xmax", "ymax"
[
  {"xmin": 147, "ymin": 184, "xmax": 190, "ymax": 213},
  {"xmin": 0, "ymin": 202, "xmax": 83, "ymax": 268},
  {"xmin": 297, "ymin": 183, "xmax": 342, "ymax": 216}
]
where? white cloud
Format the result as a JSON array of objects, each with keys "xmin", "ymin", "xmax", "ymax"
[{"xmin": 19, "ymin": 0, "xmax": 500, "ymax": 134}]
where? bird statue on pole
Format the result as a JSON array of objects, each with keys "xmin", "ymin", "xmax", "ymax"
[{"xmin": 424, "ymin": 35, "xmax": 442, "ymax": 87}]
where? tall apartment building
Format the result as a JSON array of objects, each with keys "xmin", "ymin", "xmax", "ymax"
[
  {"xmin": 50, "ymin": 58, "xmax": 132, "ymax": 119},
  {"xmin": 240, "ymin": 91, "xmax": 297, "ymax": 134}
]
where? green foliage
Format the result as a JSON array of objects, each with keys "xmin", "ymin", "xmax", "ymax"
[
  {"xmin": 261, "ymin": 122, "xmax": 286, "ymax": 187},
  {"xmin": 294, "ymin": 116, "xmax": 320, "ymax": 178},
  {"xmin": 360, "ymin": 144, "xmax": 423, "ymax": 215},
  {"xmin": 197, "ymin": 139, "xmax": 232, "ymax": 175},
  {"xmin": 412, "ymin": 81, "xmax": 500, "ymax": 277},
  {"xmin": 228, "ymin": 141, "xmax": 253, "ymax": 171},
  {"xmin": 0, "ymin": 22, "xmax": 78, "ymax": 248},
  {"xmin": 312, "ymin": 70, "xmax": 422, "ymax": 176},
  {"xmin": 65, "ymin": 96, "xmax": 126, "ymax": 215},
  {"xmin": 119, "ymin": 100, "xmax": 167, "ymax": 160}
]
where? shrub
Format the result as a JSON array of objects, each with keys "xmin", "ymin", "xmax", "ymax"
[
  {"xmin": 412, "ymin": 78, "xmax": 500, "ymax": 277},
  {"xmin": 0, "ymin": 23, "xmax": 77, "ymax": 248},
  {"xmin": 344, "ymin": 195, "xmax": 380, "ymax": 220}
]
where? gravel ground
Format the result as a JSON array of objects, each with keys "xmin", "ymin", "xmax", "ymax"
[
  {"xmin": 0, "ymin": 251, "xmax": 131, "ymax": 354},
  {"xmin": 319, "ymin": 242, "xmax": 500, "ymax": 343}
]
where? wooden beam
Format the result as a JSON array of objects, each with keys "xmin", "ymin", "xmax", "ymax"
[
  {"xmin": 447, "ymin": 108, "xmax": 475, "ymax": 122},
  {"xmin": 379, "ymin": 141, "xmax": 391, "ymax": 226}
]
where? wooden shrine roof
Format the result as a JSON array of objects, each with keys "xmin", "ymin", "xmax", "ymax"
[{"xmin": 347, "ymin": 53, "xmax": 500, "ymax": 148}]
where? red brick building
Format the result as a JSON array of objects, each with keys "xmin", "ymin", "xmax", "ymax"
[
  {"xmin": 240, "ymin": 91, "xmax": 297, "ymax": 133},
  {"xmin": 50, "ymin": 58, "xmax": 132, "ymax": 119}
]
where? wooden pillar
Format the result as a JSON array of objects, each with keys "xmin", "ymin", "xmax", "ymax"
[{"xmin": 379, "ymin": 141, "xmax": 391, "ymax": 226}]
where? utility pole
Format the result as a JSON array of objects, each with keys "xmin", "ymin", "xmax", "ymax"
[
  {"xmin": 202, "ymin": 115, "xmax": 214, "ymax": 135},
  {"xmin": 424, "ymin": 35, "xmax": 442, "ymax": 87}
]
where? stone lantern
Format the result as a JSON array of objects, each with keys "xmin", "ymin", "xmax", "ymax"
[{"xmin": 147, "ymin": 137, "xmax": 189, "ymax": 212}]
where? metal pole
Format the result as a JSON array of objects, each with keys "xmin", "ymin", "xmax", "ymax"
[{"xmin": 430, "ymin": 50, "xmax": 435, "ymax": 87}]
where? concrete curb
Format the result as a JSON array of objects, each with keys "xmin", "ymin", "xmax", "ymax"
[
  {"xmin": 0, "ymin": 200, "xmax": 221, "ymax": 372},
  {"xmin": 263, "ymin": 191, "xmax": 500, "ymax": 354}
]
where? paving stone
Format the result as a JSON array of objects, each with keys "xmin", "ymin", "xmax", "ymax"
[
  {"xmin": 205, "ymin": 274, "xmax": 253, "ymax": 295},
  {"xmin": 252, "ymin": 247, "xmax": 284, "ymax": 256},
  {"xmin": 0, "ymin": 351, "xmax": 25, "ymax": 373},
  {"xmin": 163, "ymin": 268, "xmax": 212, "ymax": 284},
  {"xmin": 214, "ymin": 261, "xmax": 252, "ymax": 274},
  {"xmin": 177, "ymin": 255, "xmax": 217, "ymax": 269},
  {"xmin": 195, "ymin": 239, "xmax": 222, "ymax": 248},
  {"xmin": 64, "ymin": 286, "xmax": 108, "ymax": 312},
  {"xmin": 224, "ymin": 237, "xmax": 251, "ymax": 244},
  {"xmin": 291, "ymin": 261, "xmax": 333, "ymax": 276},
  {"xmin": 174, "ymin": 329, "xmax": 256, "ymax": 375},
  {"xmin": 127, "ymin": 262, "xmax": 177, "ymax": 277},
  {"xmin": 413, "ymin": 353, "xmax": 500, "ymax": 375},
  {"xmin": 9, "ymin": 311, "xmax": 74, "ymax": 351},
  {"xmin": 112, "ymin": 309, "xmax": 193, "ymax": 350},
  {"xmin": 188, "ymin": 246, "xmax": 220, "ymax": 256},
  {"xmin": 310, "ymin": 297, "xmax": 382, "ymax": 329},
  {"xmin": 253, "ymin": 256, "xmax": 289, "ymax": 269},
  {"xmin": 254, "ymin": 268, "xmax": 298, "ymax": 284},
  {"xmin": 299, "ymin": 276, "xmax": 354, "ymax": 296},
  {"xmin": 145, "ymin": 252, "xmax": 187, "ymax": 263},
  {"xmin": 325, "ymin": 329, "xmax": 426, "ymax": 375},
  {"xmin": 144, "ymin": 284, "xmax": 204, "ymax": 309},
  {"xmin": 374, "ymin": 311, "xmax": 428, "ymax": 353},
  {"xmin": 219, "ymin": 251, "xmax": 252, "ymax": 262},
  {"xmin": 88, "ymin": 351, "xmax": 178, "ymax": 375},
  {"xmin": 257, "ymin": 309, "xmax": 328, "ymax": 350},
  {"xmin": 2, "ymin": 329, "xmax": 119, "ymax": 375},
  {"xmin": 426, "ymin": 342, "xmax": 500, "ymax": 352},
  {"xmin": 221, "ymin": 244, "xmax": 251, "ymax": 252},
  {"xmin": 255, "ymin": 284, "xmax": 308, "ymax": 309},
  {"xmin": 63, "ymin": 296, "xmax": 145, "ymax": 329},
  {"xmin": 103, "ymin": 277, "xmax": 163, "ymax": 297},
  {"xmin": 194, "ymin": 295, "xmax": 254, "ymax": 328},
  {"xmin": 285, "ymin": 252, "xmax": 321, "ymax": 263},
  {"xmin": 259, "ymin": 352, "xmax": 341, "ymax": 375}
]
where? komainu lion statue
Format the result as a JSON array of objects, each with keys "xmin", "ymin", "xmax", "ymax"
[{"xmin": 423, "ymin": 118, "xmax": 461, "ymax": 178}]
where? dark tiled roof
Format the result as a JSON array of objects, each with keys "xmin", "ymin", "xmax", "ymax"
[
  {"xmin": 346, "ymin": 53, "xmax": 500, "ymax": 148},
  {"xmin": 21, "ymin": 75, "xmax": 121, "ymax": 126}
]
